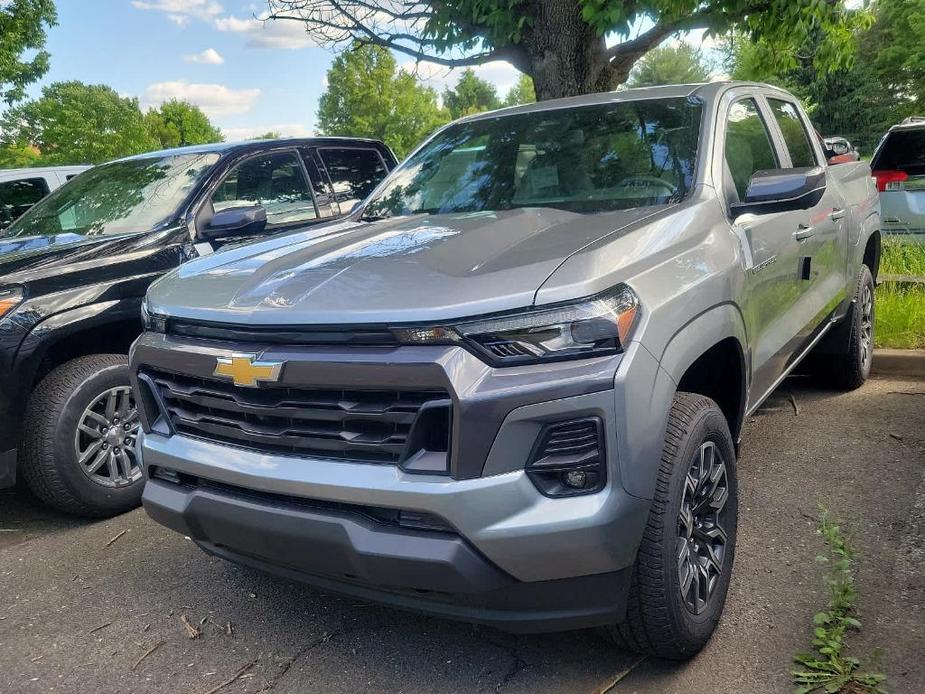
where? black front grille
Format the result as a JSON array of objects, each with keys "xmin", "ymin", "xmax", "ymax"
[{"xmin": 140, "ymin": 368, "xmax": 450, "ymax": 464}]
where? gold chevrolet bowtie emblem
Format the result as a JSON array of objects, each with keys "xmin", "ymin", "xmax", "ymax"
[{"xmin": 213, "ymin": 354, "xmax": 284, "ymax": 388}]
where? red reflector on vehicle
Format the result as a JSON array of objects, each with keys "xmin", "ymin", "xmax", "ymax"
[{"xmin": 873, "ymin": 169, "xmax": 909, "ymax": 192}]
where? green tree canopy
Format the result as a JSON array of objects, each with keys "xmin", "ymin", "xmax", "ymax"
[
  {"xmin": 266, "ymin": 0, "xmax": 868, "ymax": 100},
  {"xmin": 0, "ymin": 143, "xmax": 41, "ymax": 168},
  {"xmin": 249, "ymin": 131, "xmax": 283, "ymax": 140},
  {"xmin": 503, "ymin": 74, "xmax": 536, "ymax": 106},
  {"xmin": 442, "ymin": 68, "xmax": 500, "ymax": 118},
  {"xmin": 725, "ymin": 0, "xmax": 903, "ymax": 153},
  {"xmin": 317, "ymin": 44, "xmax": 449, "ymax": 158},
  {"xmin": 0, "ymin": 0, "xmax": 57, "ymax": 104},
  {"xmin": 626, "ymin": 43, "xmax": 712, "ymax": 87},
  {"xmin": 144, "ymin": 100, "xmax": 223, "ymax": 149},
  {"xmin": 0, "ymin": 81, "xmax": 158, "ymax": 164}
]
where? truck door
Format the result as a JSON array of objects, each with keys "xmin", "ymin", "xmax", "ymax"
[
  {"xmin": 723, "ymin": 97, "xmax": 811, "ymax": 406},
  {"xmin": 194, "ymin": 148, "xmax": 325, "ymax": 252},
  {"xmin": 765, "ymin": 97, "xmax": 849, "ymax": 346}
]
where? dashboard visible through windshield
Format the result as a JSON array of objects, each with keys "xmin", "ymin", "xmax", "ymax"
[{"xmin": 362, "ymin": 97, "xmax": 703, "ymax": 219}]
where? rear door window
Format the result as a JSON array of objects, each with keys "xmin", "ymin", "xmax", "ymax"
[
  {"xmin": 724, "ymin": 99, "xmax": 779, "ymax": 200},
  {"xmin": 212, "ymin": 150, "xmax": 318, "ymax": 228},
  {"xmin": 319, "ymin": 148, "xmax": 388, "ymax": 213},
  {"xmin": 767, "ymin": 99, "xmax": 817, "ymax": 168},
  {"xmin": 0, "ymin": 177, "xmax": 50, "ymax": 227},
  {"xmin": 872, "ymin": 129, "xmax": 925, "ymax": 175}
]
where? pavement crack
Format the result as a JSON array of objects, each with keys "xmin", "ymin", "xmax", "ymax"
[
  {"xmin": 481, "ymin": 635, "xmax": 531, "ymax": 693},
  {"xmin": 256, "ymin": 623, "xmax": 395, "ymax": 692},
  {"xmin": 256, "ymin": 631, "xmax": 337, "ymax": 692}
]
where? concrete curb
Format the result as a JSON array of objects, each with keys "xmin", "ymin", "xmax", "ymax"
[{"xmin": 872, "ymin": 349, "xmax": 925, "ymax": 377}]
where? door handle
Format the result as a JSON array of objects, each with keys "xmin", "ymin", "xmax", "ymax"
[
  {"xmin": 829, "ymin": 208, "xmax": 847, "ymax": 221},
  {"xmin": 794, "ymin": 224, "xmax": 815, "ymax": 241}
]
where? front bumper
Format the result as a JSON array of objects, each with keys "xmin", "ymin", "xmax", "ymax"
[
  {"xmin": 133, "ymin": 331, "xmax": 667, "ymax": 628},
  {"xmin": 143, "ymin": 477, "xmax": 632, "ymax": 633}
]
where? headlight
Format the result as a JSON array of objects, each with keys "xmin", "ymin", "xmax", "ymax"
[
  {"xmin": 394, "ymin": 285, "xmax": 639, "ymax": 366},
  {"xmin": 140, "ymin": 298, "xmax": 167, "ymax": 332},
  {"xmin": 0, "ymin": 287, "xmax": 24, "ymax": 321}
]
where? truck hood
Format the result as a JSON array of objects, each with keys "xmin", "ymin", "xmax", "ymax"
[
  {"xmin": 147, "ymin": 207, "xmax": 661, "ymax": 325},
  {"xmin": 0, "ymin": 229, "xmax": 186, "ymax": 288}
]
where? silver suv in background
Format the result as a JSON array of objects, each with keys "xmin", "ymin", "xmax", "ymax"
[
  {"xmin": 132, "ymin": 82, "xmax": 880, "ymax": 659},
  {"xmin": 872, "ymin": 117, "xmax": 925, "ymax": 243}
]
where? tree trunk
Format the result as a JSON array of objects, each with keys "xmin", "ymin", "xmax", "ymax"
[
  {"xmin": 519, "ymin": 0, "xmax": 668, "ymax": 101},
  {"xmin": 521, "ymin": 0, "xmax": 613, "ymax": 100}
]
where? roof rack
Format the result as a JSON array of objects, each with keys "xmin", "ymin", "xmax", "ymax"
[{"xmin": 901, "ymin": 116, "xmax": 925, "ymax": 125}]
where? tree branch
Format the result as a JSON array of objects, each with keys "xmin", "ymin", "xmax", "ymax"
[{"xmin": 267, "ymin": 1, "xmax": 530, "ymax": 72}]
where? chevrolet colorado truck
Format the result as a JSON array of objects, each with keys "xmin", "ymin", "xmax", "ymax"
[
  {"xmin": 131, "ymin": 82, "xmax": 880, "ymax": 658},
  {"xmin": 0, "ymin": 138, "xmax": 396, "ymax": 516}
]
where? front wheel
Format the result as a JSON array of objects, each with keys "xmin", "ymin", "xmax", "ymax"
[
  {"xmin": 19, "ymin": 355, "xmax": 144, "ymax": 517},
  {"xmin": 606, "ymin": 392, "xmax": 738, "ymax": 659}
]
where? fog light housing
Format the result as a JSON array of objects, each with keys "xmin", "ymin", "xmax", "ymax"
[{"xmin": 526, "ymin": 417, "xmax": 606, "ymax": 497}]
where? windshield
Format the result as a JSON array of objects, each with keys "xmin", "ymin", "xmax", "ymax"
[
  {"xmin": 1, "ymin": 152, "xmax": 220, "ymax": 238},
  {"xmin": 363, "ymin": 98, "xmax": 702, "ymax": 218}
]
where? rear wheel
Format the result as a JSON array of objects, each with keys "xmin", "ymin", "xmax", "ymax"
[
  {"xmin": 814, "ymin": 265, "xmax": 875, "ymax": 390},
  {"xmin": 20, "ymin": 355, "xmax": 143, "ymax": 517},
  {"xmin": 606, "ymin": 392, "xmax": 738, "ymax": 659}
]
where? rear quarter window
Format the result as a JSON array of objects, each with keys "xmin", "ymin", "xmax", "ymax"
[
  {"xmin": 873, "ymin": 129, "xmax": 925, "ymax": 175},
  {"xmin": 319, "ymin": 148, "xmax": 389, "ymax": 213}
]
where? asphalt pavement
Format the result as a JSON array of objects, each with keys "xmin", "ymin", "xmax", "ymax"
[{"xmin": 1, "ymin": 373, "xmax": 924, "ymax": 694}]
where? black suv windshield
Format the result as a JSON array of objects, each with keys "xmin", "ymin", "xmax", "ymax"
[
  {"xmin": 1, "ymin": 152, "xmax": 220, "ymax": 238},
  {"xmin": 363, "ymin": 97, "xmax": 702, "ymax": 218}
]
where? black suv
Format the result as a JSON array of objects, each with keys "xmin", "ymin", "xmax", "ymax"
[{"xmin": 0, "ymin": 138, "xmax": 397, "ymax": 516}]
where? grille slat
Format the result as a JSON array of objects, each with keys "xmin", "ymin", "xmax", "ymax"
[{"xmin": 141, "ymin": 368, "xmax": 449, "ymax": 464}]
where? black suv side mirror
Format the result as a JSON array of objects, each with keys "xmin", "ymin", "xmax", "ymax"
[
  {"xmin": 202, "ymin": 205, "xmax": 267, "ymax": 240},
  {"xmin": 731, "ymin": 167, "xmax": 826, "ymax": 217}
]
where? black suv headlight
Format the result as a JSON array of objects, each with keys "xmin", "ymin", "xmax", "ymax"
[
  {"xmin": 394, "ymin": 285, "xmax": 639, "ymax": 366},
  {"xmin": 0, "ymin": 286, "xmax": 24, "ymax": 323}
]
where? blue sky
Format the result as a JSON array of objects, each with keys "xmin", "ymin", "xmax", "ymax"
[{"xmin": 30, "ymin": 0, "xmax": 528, "ymax": 141}]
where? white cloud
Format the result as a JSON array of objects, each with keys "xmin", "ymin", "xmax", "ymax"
[
  {"xmin": 222, "ymin": 123, "xmax": 314, "ymax": 141},
  {"xmin": 215, "ymin": 14, "xmax": 315, "ymax": 49},
  {"xmin": 132, "ymin": 0, "xmax": 224, "ymax": 25},
  {"xmin": 184, "ymin": 48, "xmax": 225, "ymax": 64},
  {"xmin": 141, "ymin": 81, "xmax": 261, "ymax": 117},
  {"xmin": 399, "ymin": 60, "xmax": 524, "ymax": 98}
]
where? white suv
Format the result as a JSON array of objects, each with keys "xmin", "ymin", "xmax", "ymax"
[{"xmin": 0, "ymin": 165, "xmax": 91, "ymax": 229}]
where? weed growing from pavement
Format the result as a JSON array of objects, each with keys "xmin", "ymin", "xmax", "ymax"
[{"xmin": 792, "ymin": 508, "xmax": 887, "ymax": 694}]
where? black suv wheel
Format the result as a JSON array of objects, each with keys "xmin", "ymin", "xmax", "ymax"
[
  {"xmin": 20, "ymin": 355, "xmax": 144, "ymax": 517},
  {"xmin": 607, "ymin": 392, "xmax": 738, "ymax": 659}
]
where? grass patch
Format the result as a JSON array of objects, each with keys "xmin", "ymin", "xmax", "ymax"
[
  {"xmin": 876, "ymin": 239, "xmax": 925, "ymax": 349},
  {"xmin": 875, "ymin": 284, "xmax": 925, "ymax": 349},
  {"xmin": 792, "ymin": 508, "xmax": 886, "ymax": 694},
  {"xmin": 880, "ymin": 237, "xmax": 925, "ymax": 277}
]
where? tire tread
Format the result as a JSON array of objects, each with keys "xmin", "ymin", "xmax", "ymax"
[{"xmin": 20, "ymin": 354, "xmax": 132, "ymax": 517}]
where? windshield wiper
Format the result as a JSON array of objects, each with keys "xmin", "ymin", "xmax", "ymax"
[{"xmin": 359, "ymin": 212, "xmax": 393, "ymax": 222}]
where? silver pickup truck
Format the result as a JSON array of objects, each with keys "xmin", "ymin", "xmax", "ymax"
[{"xmin": 130, "ymin": 82, "xmax": 880, "ymax": 659}]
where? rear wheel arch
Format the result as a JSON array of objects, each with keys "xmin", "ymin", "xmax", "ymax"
[{"xmin": 863, "ymin": 230, "xmax": 881, "ymax": 281}]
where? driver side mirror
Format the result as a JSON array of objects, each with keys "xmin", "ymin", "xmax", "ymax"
[
  {"xmin": 201, "ymin": 205, "xmax": 267, "ymax": 240},
  {"xmin": 730, "ymin": 167, "xmax": 826, "ymax": 217}
]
